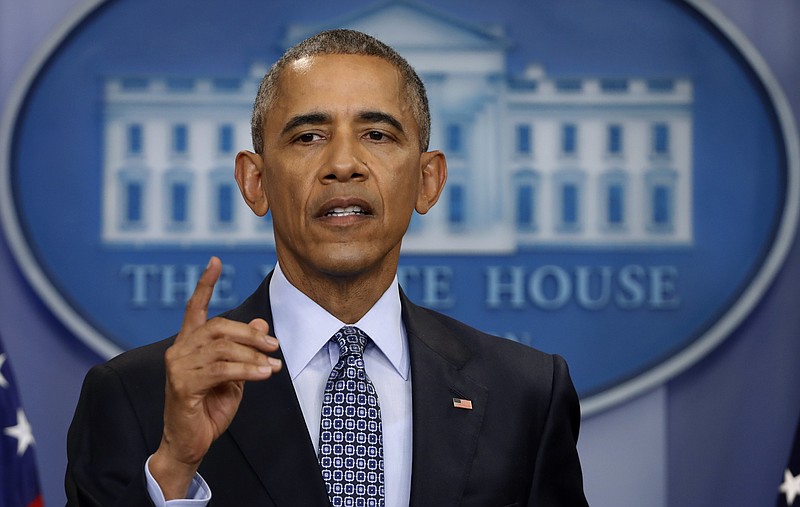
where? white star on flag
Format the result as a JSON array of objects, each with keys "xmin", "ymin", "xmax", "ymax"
[
  {"xmin": 780, "ymin": 469, "xmax": 800, "ymax": 505},
  {"xmin": 4, "ymin": 408, "xmax": 35, "ymax": 456},
  {"xmin": 0, "ymin": 353, "xmax": 9, "ymax": 388}
]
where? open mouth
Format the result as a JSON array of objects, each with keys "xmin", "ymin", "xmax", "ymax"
[{"xmin": 324, "ymin": 205, "xmax": 369, "ymax": 217}]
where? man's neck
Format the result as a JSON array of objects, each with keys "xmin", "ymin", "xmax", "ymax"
[{"xmin": 277, "ymin": 260, "xmax": 397, "ymax": 324}]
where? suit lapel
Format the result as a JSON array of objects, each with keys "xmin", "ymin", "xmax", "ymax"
[
  {"xmin": 402, "ymin": 294, "xmax": 488, "ymax": 507},
  {"xmin": 223, "ymin": 275, "xmax": 331, "ymax": 506},
  {"xmin": 228, "ymin": 364, "xmax": 330, "ymax": 505}
]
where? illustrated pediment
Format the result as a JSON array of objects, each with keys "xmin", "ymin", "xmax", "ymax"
[{"xmin": 284, "ymin": 0, "xmax": 509, "ymax": 51}]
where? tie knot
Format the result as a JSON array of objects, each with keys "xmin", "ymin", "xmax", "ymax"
[{"xmin": 332, "ymin": 326, "xmax": 369, "ymax": 358}]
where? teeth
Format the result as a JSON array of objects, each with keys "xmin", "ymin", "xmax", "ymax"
[{"xmin": 326, "ymin": 205, "xmax": 366, "ymax": 217}]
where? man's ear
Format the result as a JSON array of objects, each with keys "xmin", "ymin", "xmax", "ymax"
[
  {"xmin": 234, "ymin": 150, "xmax": 269, "ymax": 216},
  {"xmin": 415, "ymin": 150, "xmax": 447, "ymax": 214}
]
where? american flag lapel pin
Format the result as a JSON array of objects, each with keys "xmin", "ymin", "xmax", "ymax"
[{"xmin": 452, "ymin": 397, "xmax": 473, "ymax": 410}]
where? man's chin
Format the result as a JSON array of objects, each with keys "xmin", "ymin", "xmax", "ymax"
[
  {"xmin": 315, "ymin": 245, "xmax": 401, "ymax": 279},
  {"xmin": 318, "ymin": 256, "xmax": 384, "ymax": 279}
]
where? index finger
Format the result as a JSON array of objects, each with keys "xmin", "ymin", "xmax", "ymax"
[{"xmin": 178, "ymin": 256, "xmax": 222, "ymax": 338}]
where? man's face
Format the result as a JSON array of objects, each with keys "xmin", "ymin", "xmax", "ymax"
[{"xmin": 252, "ymin": 54, "xmax": 442, "ymax": 281}]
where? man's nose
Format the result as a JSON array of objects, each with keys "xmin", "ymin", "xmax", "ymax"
[{"xmin": 320, "ymin": 135, "xmax": 369, "ymax": 183}]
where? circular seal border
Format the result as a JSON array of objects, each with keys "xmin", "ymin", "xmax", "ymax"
[
  {"xmin": 1, "ymin": 0, "xmax": 797, "ymax": 416},
  {"xmin": 579, "ymin": 0, "xmax": 800, "ymax": 414},
  {"xmin": 0, "ymin": 1, "xmax": 124, "ymax": 360}
]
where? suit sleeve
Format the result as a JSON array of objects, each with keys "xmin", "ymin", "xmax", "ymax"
[
  {"xmin": 528, "ymin": 355, "xmax": 589, "ymax": 506},
  {"xmin": 65, "ymin": 363, "xmax": 158, "ymax": 507}
]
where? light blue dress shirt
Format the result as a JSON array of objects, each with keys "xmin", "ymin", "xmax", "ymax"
[{"xmin": 145, "ymin": 264, "xmax": 413, "ymax": 506}]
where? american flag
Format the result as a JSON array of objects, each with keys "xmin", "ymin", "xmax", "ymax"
[
  {"xmin": 452, "ymin": 398, "xmax": 473, "ymax": 410},
  {"xmin": 0, "ymin": 334, "xmax": 43, "ymax": 507},
  {"xmin": 778, "ymin": 412, "xmax": 800, "ymax": 506}
]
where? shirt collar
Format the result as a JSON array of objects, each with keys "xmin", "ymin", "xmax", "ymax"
[{"xmin": 269, "ymin": 263, "xmax": 408, "ymax": 381}]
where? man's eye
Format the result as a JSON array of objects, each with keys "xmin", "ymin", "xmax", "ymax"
[
  {"xmin": 367, "ymin": 131, "xmax": 385, "ymax": 141},
  {"xmin": 298, "ymin": 133, "xmax": 319, "ymax": 143}
]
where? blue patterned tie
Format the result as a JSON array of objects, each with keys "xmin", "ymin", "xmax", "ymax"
[{"xmin": 318, "ymin": 326, "xmax": 385, "ymax": 506}]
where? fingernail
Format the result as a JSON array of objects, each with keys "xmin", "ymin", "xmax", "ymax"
[
  {"xmin": 205, "ymin": 257, "xmax": 213, "ymax": 270},
  {"xmin": 265, "ymin": 335, "xmax": 279, "ymax": 347},
  {"xmin": 269, "ymin": 357, "xmax": 282, "ymax": 368}
]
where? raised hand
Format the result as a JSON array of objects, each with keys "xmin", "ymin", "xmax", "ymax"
[{"xmin": 149, "ymin": 256, "xmax": 282, "ymax": 499}]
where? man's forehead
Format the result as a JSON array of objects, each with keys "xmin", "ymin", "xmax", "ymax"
[
  {"xmin": 287, "ymin": 55, "xmax": 316, "ymax": 74},
  {"xmin": 283, "ymin": 53, "xmax": 400, "ymax": 82},
  {"xmin": 273, "ymin": 54, "xmax": 409, "ymax": 115}
]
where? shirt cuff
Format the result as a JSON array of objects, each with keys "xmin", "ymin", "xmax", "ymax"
[{"xmin": 145, "ymin": 455, "xmax": 212, "ymax": 506}]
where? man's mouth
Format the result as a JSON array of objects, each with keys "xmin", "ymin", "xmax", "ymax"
[{"xmin": 324, "ymin": 205, "xmax": 369, "ymax": 217}]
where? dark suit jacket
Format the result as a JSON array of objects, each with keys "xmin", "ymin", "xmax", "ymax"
[{"xmin": 65, "ymin": 275, "xmax": 588, "ymax": 506}]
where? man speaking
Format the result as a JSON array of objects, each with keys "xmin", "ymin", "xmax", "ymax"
[{"xmin": 65, "ymin": 29, "xmax": 589, "ymax": 506}]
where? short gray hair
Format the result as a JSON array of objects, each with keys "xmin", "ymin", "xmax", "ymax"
[{"xmin": 250, "ymin": 29, "xmax": 431, "ymax": 153}]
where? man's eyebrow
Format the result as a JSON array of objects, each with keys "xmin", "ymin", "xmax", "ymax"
[
  {"xmin": 358, "ymin": 111, "xmax": 405, "ymax": 134},
  {"xmin": 280, "ymin": 112, "xmax": 331, "ymax": 136}
]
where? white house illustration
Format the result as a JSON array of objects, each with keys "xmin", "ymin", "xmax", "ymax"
[{"xmin": 101, "ymin": 0, "xmax": 693, "ymax": 253}]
